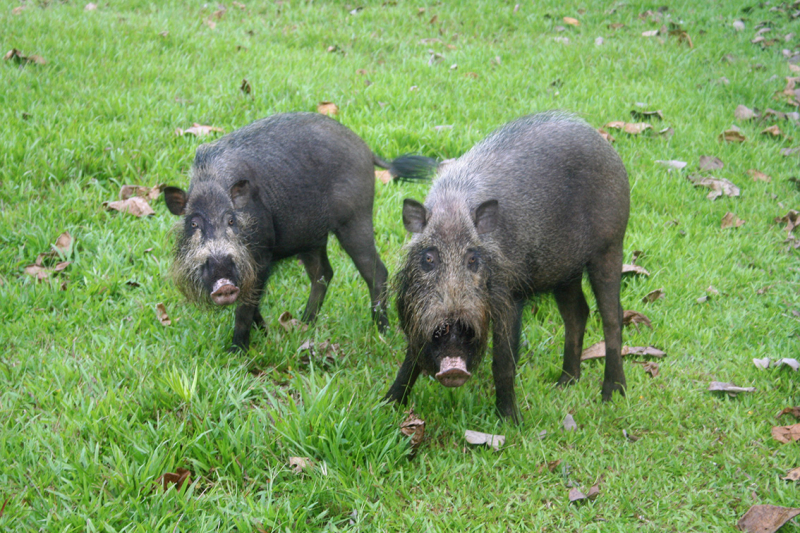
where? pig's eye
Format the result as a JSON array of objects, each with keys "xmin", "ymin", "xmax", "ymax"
[
  {"xmin": 420, "ymin": 248, "xmax": 439, "ymax": 272},
  {"xmin": 191, "ymin": 222, "xmax": 197, "ymax": 228},
  {"xmin": 465, "ymin": 250, "xmax": 481, "ymax": 272},
  {"xmin": 228, "ymin": 219, "xmax": 235, "ymax": 226}
]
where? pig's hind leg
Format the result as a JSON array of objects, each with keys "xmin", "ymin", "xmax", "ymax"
[
  {"xmin": 335, "ymin": 221, "xmax": 390, "ymax": 331},
  {"xmin": 587, "ymin": 245, "xmax": 626, "ymax": 401},
  {"xmin": 553, "ymin": 276, "xmax": 590, "ymax": 387},
  {"xmin": 299, "ymin": 243, "xmax": 334, "ymax": 323}
]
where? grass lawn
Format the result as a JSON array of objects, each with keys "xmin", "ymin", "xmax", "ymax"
[{"xmin": 2, "ymin": 0, "xmax": 800, "ymax": 530}]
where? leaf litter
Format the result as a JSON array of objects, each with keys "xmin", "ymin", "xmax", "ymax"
[
  {"xmin": 581, "ymin": 341, "xmax": 665, "ymax": 361},
  {"xmin": 721, "ymin": 212, "xmax": 746, "ymax": 229},
  {"xmin": 687, "ymin": 175, "xmax": 740, "ymax": 200},
  {"xmin": 278, "ymin": 311, "xmax": 308, "ymax": 333},
  {"xmin": 23, "ymin": 231, "xmax": 73, "ymax": 281},
  {"xmin": 175, "ymin": 123, "xmax": 224, "ymax": 137},
  {"xmin": 399, "ymin": 409, "xmax": 425, "ymax": 451},
  {"xmin": 156, "ymin": 468, "xmax": 192, "ymax": 492},
  {"xmin": 464, "ymin": 430, "xmax": 504, "ymax": 451},
  {"xmin": 708, "ymin": 381, "xmax": 755, "ymax": 395},
  {"xmin": 737, "ymin": 505, "xmax": 800, "ymax": 533},
  {"xmin": 698, "ymin": 156, "xmax": 724, "ymax": 171}
]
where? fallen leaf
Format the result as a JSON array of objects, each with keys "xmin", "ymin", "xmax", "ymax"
[
  {"xmin": 631, "ymin": 109, "xmax": 663, "ymax": 121},
  {"xmin": 761, "ymin": 125, "xmax": 783, "ymax": 137},
  {"xmin": 278, "ymin": 311, "xmax": 308, "ymax": 332},
  {"xmin": 721, "ymin": 212, "xmax": 745, "ymax": 229},
  {"xmin": 656, "ymin": 126, "xmax": 674, "ymax": 138},
  {"xmin": 297, "ymin": 340, "xmax": 339, "ymax": 367},
  {"xmin": 375, "ymin": 169, "xmax": 392, "ymax": 184},
  {"xmin": 597, "ymin": 128, "xmax": 615, "ymax": 143},
  {"xmin": 85, "ymin": 3, "xmax": 97, "ymax": 10},
  {"xmin": 774, "ymin": 358, "xmax": 799, "ymax": 371},
  {"xmin": 586, "ymin": 483, "xmax": 601, "ymax": 500},
  {"xmin": 594, "ymin": 37, "xmax": 604, "ymax": 46},
  {"xmin": 464, "ymin": 430, "xmax": 505, "ymax": 451},
  {"xmin": 563, "ymin": 414, "xmax": 577, "ymax": 431},
  {"xmin": 12, "ymin": 6, "xmax": 26, "ymax": 15},
  {"xmin": 24, "ymin": 262, "xmax": 69, "ymax": 281},
  {"xmin": 3, "ymin": 48, "xmax": 46, "ymax": 65},
  {"xmin": 156, "ymin": 303, "xmax": 171, "ymax": 326},
  {"xmin": 103, "ymin": 197, "xmax": 155, "ymax": 217},
  {"xmin": 687, "ymin": 175, "xmax": 740, "ymax": 200},
  {"xmin": 120, "ymin": 184, "xmax": 164, "ymax": 202},
  {"xmin": 642, "ymin": 30, "xmax": 659, "ymax": 37},
  {"xmin": 581, "ymin": 341, "xmax": 606, "ymax": 360},
  {"xmin": 777, "ymin": 407, "xmax": 800, "ymax": 419},
  {"xmin": 400, "ymin": 410, "xmax": 425, "ymax": 450},
  {"xmin": 605, "ymin": 121, "xmax": 652, "ymax": 135},
  {"xmin": 642, "ymin": 361, "xmax": 659, "ymax": 377},
  {"xmin": 733, "ymin": 20, "xmax": 745, "ymax": 31},
  {"xmin": 538, "ymin": 459, "xmax": 562, "ymax": 473},
  {"xmin": 708, "ymin": 381, "xmax": 755, "ymax": 395},
  {"xmin": 783, "ymin": 467, "xmax": 800, "ymax": 482},
  {"xmin": 289, "ymin": 456, "xmax": 313, "ymax": 474},
  {"xmin": 642, "ymin": 288, "xmax": 665, "ymax": 303},
  {"xmin": 719, "ymin": 129, "xmax": 746, "ymax": 143},
  {"xmin": 776, "ymin": 210, "xmax": 799, "ymax": 233},
  {"xmin": 623, "ymin": 310, "xmax": 652, "ymax": 332},
  {"xmin": 748, "ymin": 169, "xmax": 772, "ymax": 182},
  {"xmin": 175, "ymin": 123, "xmax": 224, "ymax": 137},
  {"xmin": 698, "ymin": 155, "xmax": 724, "ymax": 171},
  {"xmin": 569, "ymin": 487, "xmax": 588, "ymax": 503},
  {"xmin": 781, "ymin": 147, "xmax": 800, "ymax": 156},
  {"xmin": 655, "ymin": 160, "xmax": 687, "ymax": 170},
  {"xmin": 737, "ymin": 505, "xmax": 800, "ymax": 533},
  {"xmin": 670, "ymin": 29, "xmax": 693, "ymax": 47},
  {"xmin": 753, "ymin": 357, "xmax": 771, "ymax": 369},
  {"xmin": 563, "ymin": 16, "xmax": 580, "ymax": 26},
  {"xmin": 622, "ymin": 264, "xmax": 650, "ymax": 276},
  {"xmin": 622, "ymin": 346, "xmax": 666, "ymax": 358},
  {"xmin": 241, "ymin": 78, "xmax": 251, "ymax": 95},
  {"xmin": 623, "ymin": 428, "xmax": 639, "ymax": 441},
  {"xmin": 734, "ymin": 105, "xmax": 757, "ymax": 120},
  {"xmin": 773, "ymin": 424, "xmax": 800, "ymax": 443},
  {"xmin": 317, "ymin": 101, "xmax": 338, "ymax": 116},
  {"xmin": 156, "ymin": 467, "xmax": 192, "ymax": 492}
]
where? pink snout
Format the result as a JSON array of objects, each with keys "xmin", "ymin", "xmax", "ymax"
[
  {"xmin": 210, "ymin": 278, "xmax": 240, "ymax": 306},
  {"xmin": 435, "ymin": 357, "xmax": 472, "ymax": 387}
]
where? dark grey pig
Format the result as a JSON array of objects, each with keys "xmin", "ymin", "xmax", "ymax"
[
  {"xmin": 385, "ymin": 112, "xmax": 630, "ymax": 423},
  {"xmin": 164, "ymin": 112, "xmax": 434, "ymax": 351}
]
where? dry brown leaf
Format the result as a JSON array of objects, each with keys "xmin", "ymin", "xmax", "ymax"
[
  {"xmin": 297, "ymin": 340, "xmax": 339, "ymax": 367},
  {"xmin": 623, "ymin": 346, "xmax": 666, "ymax": 358},
  {"xmin": 375, "ymin": 169, "xmax": 392, "ymax": 184},
  {"xmin": 464, "ymin": 430, "xmax": 505, "ymax": 451},
  {"xmin": 563, "ymin": 16, "xmax": 580, "ymax": 26},
  {"xmin": 719, "ymin": 129, "xmax": 746, "ymax": 143},
  {"xmin": 156, "ymin": 303, "xmax": 171, "ymax": 326},
  {"xmin": 655, "ymin": 160, "xmax": 687, "ymax": 170},
  {"xmin": 781, "ymin": 147, "xmax": 800, "ymax": 156},
  {"xmin": 24, "ymin": 262, "xmax": 70, "ymax": 281},
  {"xmin": 241, "ymin": 78, "xmax": 251, "ymax": 95},
  {"xmin": 777, "ymin": 407, "xmax": 800, "ymax": 419},
  {"xmin": 537, "ymin": 459, "xmax": 562, "ymax": 474},
  {"xmin": 12, "ymin": 6, "xmax": 26, "ymax": 15},
  {"xmin": 623, "ymin": 310, "xmax": 652, "ymax": 332},
  {"xmin": 176, "ymin": 123, "xmax": 224, "ymax": 137},
  {"xmin": 3, "ymin": 48, "xmax": 46, "ymax": 65},
  {"xmin": 120, "ymin": 184, "xmax": 164, "ymax": 202},
  {"xmin": 586, "ymin": 483, "xmax": 601, "ymax": 500},
  {"xmin": 289, "ymin": 457, "xmax": 313, "ymax": 474},
  {"xmin": 762, "ymin": 125, "xmax": 783, "ymax": 137},
  {"xmin": 642, "ymin": 288, "xmax": 665, "ymax": 304},
  {"xmin": 642, "ymin": 30, "xmax": 659, "ymax": 37},
  {"xmin": 597, "ymin": 128, "xmax": 615, "ymax": 143},
  {"xmin": 156, "ymin": 468, "xmax": 192, "ymax": 492},
  {"xmin": 721, "ymin": 212, "xmax": 746, "ymax": 229},
  {"xmin": 569, "ymin": 487, "xmax": 587, "ymax": 503},
  {"xmin": 103, "ymin": 197, "xmax": 155, "ymax": 217},
  {"xmin": 748, "ymin": 169, "xmax": 772, "ymax": 182},
  {"xmin": 400, "ymin": 409, "xmax": 425, "ymax": 450},
  {"xmin": 278, "ymin": 311, "xmax": 308, "ymax": 333},
  {"xmin": 642, "ymin": 361, "xmax": 659, "ymax": 377},
  {"xmin": 670, "ymin": 30, "xmax": 693, "ymax": 47},
  {"xmin": 783, "ymin": 467, "xmax": 800, "ymax": 482},
  {"xmin": 85, "ymin": 3, "xmax": 97, "ymax": 10},
  {"xmin": 563, "ymin": 414, "xmax": 577, "ymax": 431},
  {"xmin": 708, "ymin": 381, "xmax": 755, "ymax": 394},
  {"xmin": 737, "ymin": 505, "xmax": 800, "ymax": 533},
  {"xmin": 734, "ymin": 105, "xmax": 757, "ymax": 120},
  {"xmin": 698, "ymin": 155, "xmax": 724, "ymax": 171},
  {"xmin": 687, "ymin": 175, "xmax": 740, "ymax": 200},
  {"xmin": 605, "ymin": 121, "xmax": 652, "ymax": 135},
  {"xmin": 776, "ymin": 210, "xmax": 799, "ymax": 234},
  {"xmin": 581, "ymin": 341, "xmax": 606, "ymax": 360},
  {"xmin": 317, "ymin": 101, "xmax": 339, "ymax": 116},
  {"xmin": 622, "ymin": 264, "xmax": 650, "ymax": 276}
]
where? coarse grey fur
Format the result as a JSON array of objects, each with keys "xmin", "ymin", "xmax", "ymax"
[
  {"xmin": 166, "ymin": 112, "xmax": 434, "ymax": 351},
  {"xmin": 385, "ymin": 111, "xmax": 630, "ymax": 423}
]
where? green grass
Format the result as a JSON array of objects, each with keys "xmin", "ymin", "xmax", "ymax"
[{"xmin": 2, "ymin": 0, "xmax": 800, "ymax": 530}]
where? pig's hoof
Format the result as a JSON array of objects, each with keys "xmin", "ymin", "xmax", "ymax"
[
  {"xmin": 556, "ymin": 372, "xmax": 579, "ymax": 388},
  {"xmin": 496, "ymin": 404, "xmax": 521, "ymax": 425},
  {"xmin": 601, "ymin": 380, "xmax": 626, "ymax": 401}
]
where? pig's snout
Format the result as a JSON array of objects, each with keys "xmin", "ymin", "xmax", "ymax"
[
  {"xmin": 210, "ymin": 278, "xmax": 240, "ymax": 305},
  {"xmin": 435, "ymin": 357, "xmax": 472, "ymax": 387},
  {"xmin": 432, "ymin": 320, "xmax": 475, "ymax": 387}
]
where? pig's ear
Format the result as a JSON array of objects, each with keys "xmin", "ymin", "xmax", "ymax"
[
  {"xmin": 230, "ymin": 180, "xmax": 252, "ymax": 210},
  {"xmin": 403, "ymin": 199, "xmax": 427, "ymax": 233},
  {"xmin": 163, "ymin": 187, "xmax": 187, "ymax": 216},
  {"xmin": 474, "ymin": 199, "xmax": 498, "ymax": 235}
]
